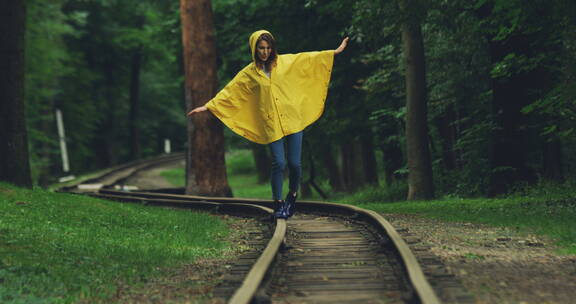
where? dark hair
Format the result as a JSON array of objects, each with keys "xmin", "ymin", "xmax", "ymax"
[{"xmin": 254, "ymin": 33, "xmax": 277, "ymax": 71}]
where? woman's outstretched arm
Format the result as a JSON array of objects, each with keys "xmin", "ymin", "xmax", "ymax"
[
  {"xmin": 187, "ymin": 106, "xmax": 207, "ymax": 116},
  {"xmin": 334, "ymin": 37, "xmax": 349, "ymax": 55},
  {"xmin": 187, "ymin": 67, "xmax": 254, "ymax": 119}
]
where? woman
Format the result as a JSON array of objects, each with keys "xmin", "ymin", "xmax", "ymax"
[{"xmin": 188, "ymin": 30, "xmax": 348, "ymax": 219}]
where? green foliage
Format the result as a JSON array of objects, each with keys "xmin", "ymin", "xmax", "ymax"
[
  {"xmin": 24, "ymin": 0, "xmax": 80, "ymax": 185},
  {"xmin": 23, "ymin": 0, "xmax": 576, "ymax": 198},
  {"xmin": 23, "ymin": 0, "xmax": 185, "ymax": 184},
  {"xmin": 0, "ymin": 182, "xmax": 230, "ymax": 302},
  {"xmin": 336, "ymin": 182, "xmax": 408, "ymax": 204},
  {"xmin": 521, "ymin": 33, "xmax": 576, "ymax": 141}
]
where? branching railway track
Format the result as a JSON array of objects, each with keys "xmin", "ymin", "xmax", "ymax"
[
  {"xmin": 56, "ymin": 153, "xmax": 185, "ymax": 193},
  {"xmin": 56, "ymin": 156, "xmax": 442, "ymax": 304}
]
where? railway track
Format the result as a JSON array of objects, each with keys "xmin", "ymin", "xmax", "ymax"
[
  {"xmin": 56, "ymin": 156, "xmax": 443, "ymax": 304},
  {"xmin": 56, "ymin": 152, "xmax": 184, "ymax": 193},
  {"xmin": 94, "ymin": 189, "xmax": 441, "ymax": 304}
]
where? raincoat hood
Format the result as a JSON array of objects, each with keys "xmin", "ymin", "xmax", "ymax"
[{"xmin": 249, "ymin": 30, "xmax": 274, "ymax": 63}]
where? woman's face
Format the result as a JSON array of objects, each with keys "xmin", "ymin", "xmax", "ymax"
[{"xmin": 257, "ymin": 40, "xmax": 271, "ymax": 62}]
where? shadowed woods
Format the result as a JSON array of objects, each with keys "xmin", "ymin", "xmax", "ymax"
[{"xmin": 2, "ymin": 0, "xmax": 575, "ymax": 201}]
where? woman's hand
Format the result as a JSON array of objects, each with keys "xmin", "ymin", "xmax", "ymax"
[
  {"xmin": 334, "ymin": 37, "xmax": 349, "ymax": 55},
  {"xmin": 187, "ymin": 106, "xmax": 207, "ymax": 116}
]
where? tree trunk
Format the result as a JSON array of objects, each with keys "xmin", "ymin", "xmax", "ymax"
[
  {"xmin": 361, "ymin": 133, "xmax": 379, "ymax": 185},
  {"xmin": 251, "ymin": 143, "xmax": 270, "ymax": 184},
  {"xmin": 434, "ymin": 103, "xmax": 457, "ymax": 171},
  {"xmin": 180, "ymin": 0, "xmax": 231, "ymax": 196},
  {"xmin": 382, "ymin": 143, "xmax": 403, "ymax": 186},
  {"xmin": 400, "ymin": 0, "xmax": 435, "ymax": 200},
  {"xmin": 340, "ymin": 140, "xmax": 362, "ymax": 191},
  {"xmin": 323, "ymin": 146, "xmax": 345, "ymax": 192},
  {"xmin": 340, "ymin": 143, "xmax": 353, "ymax": 191},
  {"xmin": 378, "ymin": 113, "xmax": 404, "ymax": 186},
  {"xmin": 487, "ymin": 35, "xmax": 537, "ymax": 195},
  {"xmin": 0, "ymin": 0, "xmax": 32, "ymax": 187},
  {"xmin": 36, "ymin": 104, "xmax": 56, "ymax": 187},
  {"xmin": 103, "ymin": 65, "xmax": 118, "ymax": 166},
  {"xmin": 129, "ymin": 47, "xmax": 142, "ymax": 160},
  {"xmin": 477, "ymin": 1, "xmax": 557, "ymax": 195},
  {"xmin": 542, "ymin": 138, "xmax": 563, "ymax": 182},
  {"xmin": 305, "ymin": 141, "xmax": 328, "ymax": 199}
]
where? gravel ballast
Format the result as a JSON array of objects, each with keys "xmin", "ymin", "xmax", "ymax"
[{"xmin": 383, "ymin": 213, "xmax": 576, "ymax": 304}]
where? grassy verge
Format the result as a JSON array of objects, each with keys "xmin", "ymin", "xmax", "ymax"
[
  {"xmin": 161, "ymin": 149, "xmax": 286, "ymax": 199},
  {"xmin": 0, "ymin": 183, "xmax": 231, "ymax": 303},
  {"xmin": 160, "ymin": 167, "xmax": 185, "ymax": 188},
  {"xmin": 336, "ymin": 183, "xmax": 576, "ymax": 254}
]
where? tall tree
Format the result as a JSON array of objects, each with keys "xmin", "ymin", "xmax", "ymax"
[
  {"xmin": 476, "ymin": 0, "xmax": 565, "ymax": 195},
  {"xmin": 128, "ymin": 14, "xmax": 144, "ymax": 160},
  {"xmin": 0, "ymin": 0, "xmax": 32, "ymax": 187},
  {"xmin": 361, "ymin": 132, "xmax": 379, "ymax": 185},
  {"xmin": 251, "ymin": 144, "xmax": 270, "ymax": 184},
  {"xmin": 129, "ymin": 46, "xmax": 143, "ymax": 160},
  {"xmin": 180, "ymin": 0, "xmax": 231, "ymax": 196},
  {"xmin": 322, "ymin": 146, "xmax": 345, "ymax": 192},
  {"xmin": 399, "ymin": 0, "xmax": 434, "ymax": 200}
]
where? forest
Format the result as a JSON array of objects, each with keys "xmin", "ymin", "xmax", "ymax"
[{"xmin": 2, "ymin": 0, "xmax": 576, "ymax": 200}]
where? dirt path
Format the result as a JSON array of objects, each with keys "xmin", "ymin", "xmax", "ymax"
[
  {"xmin": 122, "ymin": 160, "xmax": 184, "ymax": 190},
  {"xmin": 385, "ymin": 213, "xmax": 576, "ymax": 304}
]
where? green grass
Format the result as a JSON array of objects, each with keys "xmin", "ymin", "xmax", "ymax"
[
  {"xmin": 225, "ymin": 149, "xmax": 283, "ymax": 199},
  {"xmin": 0, "ymin": 183, "xmax": 231, "ymax": 303},
  {"xmin": 160, "ymin": 167, "xmax": 185, "ymax": 188},
  {"xmin": 332, "ymin": 182, "xmax": 408, "ymax": 203},
  {"xmin": 336, "ymin": 183, "xmax": 576, "ymax": 254},
  {"xmin": 161, "ymin": 149, "xmax": 286, "ymax": 199},
  {"xmin": 162, "ymin": 148, "xmax": 576, "ymax": 254}
]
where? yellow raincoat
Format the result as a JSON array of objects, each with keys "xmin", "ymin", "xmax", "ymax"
[{"xmin": 205, "ymin": 30, "xmax": 335, "ymax": 144}]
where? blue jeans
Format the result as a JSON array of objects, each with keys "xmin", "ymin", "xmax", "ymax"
[{"xmin": 268, "ymin": 131, "xmax": 303, "ymax": 201}]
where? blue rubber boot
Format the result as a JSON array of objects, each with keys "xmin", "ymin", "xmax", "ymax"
[
  {"xmin": 285, "ymin": 192, "xmax": 297, "ymax": 218},
  {"xmin": 273, "ymin": 200, "xmax": 288, "ymax": 219}
]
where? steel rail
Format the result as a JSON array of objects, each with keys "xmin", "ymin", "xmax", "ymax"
[
  {"xmin": 90, "ymin": 191, "xmax": 287, "ymax": 304},
  {"xmin": 53, "ymin": 153, "xmax": 184, "ymax": 192},
  {"xmin": 303, "ymin": 201, "xmax": 442, "ymax": 304},
  {"xmin": 228, "ymin": 217, "xmax": 286, "ymax": 304},
  {"xmin": 98, "ymin": 189, "xmax": 442, "ymax": 304},
  {"xmin": 57, "ymin": 157, "xmax": 441, "ymax": 304}
]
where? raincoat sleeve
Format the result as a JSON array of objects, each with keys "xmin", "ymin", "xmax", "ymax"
[
  {"xmin": 283, "ymin": 50, "xmax": 334, "ymax": 92},
  {"xmin": 204, "ymin": 68, "xmax": 254, "ymax": 119},
  {"xmin": 275, "ymin": 50, "xmax": 334, "ymax": 133},
  {"xmin": 302, "ymin": 50, "xmax": 335, "ymax": 71}
]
